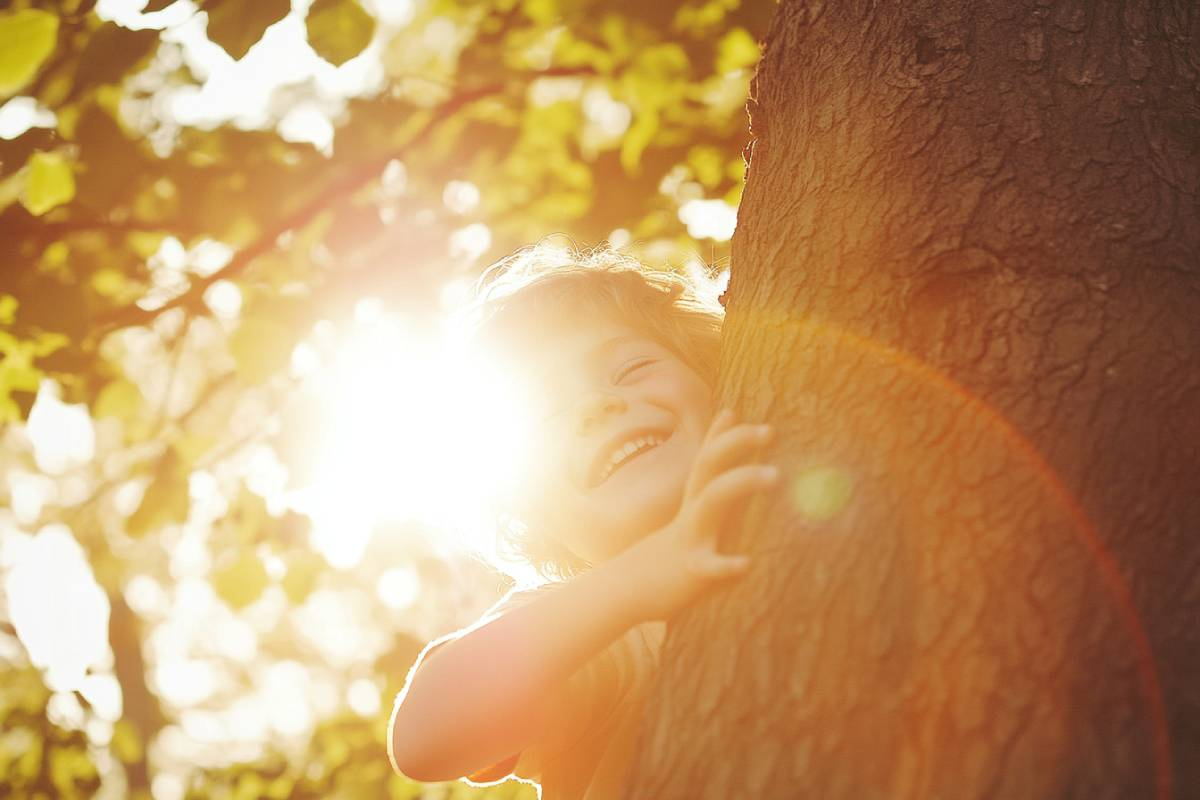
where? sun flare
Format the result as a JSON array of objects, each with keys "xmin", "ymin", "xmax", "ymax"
[{"xmin": 284, "ymin": 302, "xmax": 535, "ymax": 568}]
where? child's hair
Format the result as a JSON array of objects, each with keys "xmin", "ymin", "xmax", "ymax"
[{"xmin": 461, "ymin": 236, "xmax": 728, "ymax": 584}]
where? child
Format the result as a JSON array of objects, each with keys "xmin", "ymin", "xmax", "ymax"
[{"xmin": 387, "ymin": 240, "xmax": 779, "ymax": 798}]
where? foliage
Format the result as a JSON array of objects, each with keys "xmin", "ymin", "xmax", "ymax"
[
  {"xmin": 0, "ymin": 0, "xmax": 770, "ymax": 795},
  {"xmin": 0, "ymin": 9, "xmax": 60, "ymax": 97},
  {"xmin": 0, "ymin": 666, "xmax": 100, "ymax": 799},
  {"xmin": 183, "ymin": 710, "xmax": 539, "ymax": 799}
]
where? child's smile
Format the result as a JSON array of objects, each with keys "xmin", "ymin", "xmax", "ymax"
[
  {"xmin": 590, "ymin": 428, "xmax": 673, "ymax": 488},
  {"xmin": 501, "ymin": 315, "xmax": 715, "ymax": 565}
]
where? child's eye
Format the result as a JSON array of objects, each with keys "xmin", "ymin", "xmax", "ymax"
[{"xmin": 614, "ymin": 359, "xmax": 654, "ymax": 383}]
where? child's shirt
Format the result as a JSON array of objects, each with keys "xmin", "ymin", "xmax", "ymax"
[{"xmin": 419, "ymin": 582, "xmax": 666, "ymax": 799}]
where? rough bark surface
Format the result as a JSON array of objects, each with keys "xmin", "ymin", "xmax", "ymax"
[{"xmin": 627, "ymin": 1, "xmax": 1198, "ymax": 798}]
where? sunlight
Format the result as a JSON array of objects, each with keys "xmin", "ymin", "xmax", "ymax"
[
  {"xmin": 5, "ymin": 525, "xmax": 111, "ymax": 692},
  {"xmin": 278, "ymin": 102, "xmax": 335, "ymax": 154},
  {"xmin": 97, "ymin": 0, "xmax": 401, "ymax": 146},
  {"xmin": 285, "ymin": 301, "xmax": 535, "ymax": 568},
  {"xmin": 678, "ymin": 197, "xmax": 738, "ymax": 241},
  {"xmin": 375, "ymin": 565, "xmax": 420, "ymax": 610},
  {"xmin": 448, "ymin": 222, "xmax": 493, "ymax": 262},
  {"xmin": 4, "ymin": 470, "xmax": 56, "ymax": 525},
  {"xmin": 260, "ymin": 660, "xmax": 316, "ymax": 736},
  {"xmin": 0, "ymin": 96, "xmax": 56, "ymax": 140},
  {"xmin": 25, "ymin": 382, "xmax": 95, "ymax": 475},
  {"xmin": 346, "ymin": 677, "xmax": 381, "ymax": 716}
]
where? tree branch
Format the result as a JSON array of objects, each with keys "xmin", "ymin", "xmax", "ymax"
[
  {"xmin": 92, "ymin": 65, "xmax": 597, "ymax": 338},
  {"xmin": 19, "ymin": 217, "xmax": 182, "ymax": 240}
]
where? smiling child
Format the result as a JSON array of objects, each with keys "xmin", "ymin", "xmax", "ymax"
[{"xmin": 387, "ymin": 240, "xmax": 779, "ymax": 798}]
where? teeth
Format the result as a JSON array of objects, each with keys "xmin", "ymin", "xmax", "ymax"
[{"xmin": 598, "ymin": 435, "xmax": 664, "ymax": 484}]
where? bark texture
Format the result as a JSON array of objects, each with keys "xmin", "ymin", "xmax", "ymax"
[{"xmin": 627, "ymin": 1, "xmax": 1199, "ymax": 798}]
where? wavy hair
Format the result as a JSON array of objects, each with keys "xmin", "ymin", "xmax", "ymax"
[{"xmin": 460, "ymin": 237, "xmax": 727, "ymax": 584}]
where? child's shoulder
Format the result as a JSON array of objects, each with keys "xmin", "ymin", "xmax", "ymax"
[{"xmin": 483, "ymin": 582, "xmax": 559, "ymax": 618}]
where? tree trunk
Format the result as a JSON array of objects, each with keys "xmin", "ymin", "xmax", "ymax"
[{"xmin": 628, "ymin": 1, "xmax": 1198, "ymax": 798}]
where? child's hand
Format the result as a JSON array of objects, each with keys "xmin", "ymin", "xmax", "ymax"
[{"xmin": 621, "ymin": 408, "xmax": 779, "ymax": 623}]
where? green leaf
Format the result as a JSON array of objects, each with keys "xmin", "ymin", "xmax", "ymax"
[
  {"xmin": 49, "ymin": 746, "xmax": 100, "ymax": 796},
  {"xmin": 0, "ymin": 9, "xmax": 59, "ymax": 98},
  {"xmin": 206, "ymin": 0, "xmax": 290, "ymax": 61},
  {"xmin": 716, "ymin": 26, "xmax": 760, "ymax": 74},
  {"xmin": 0, "ymin": 294, "xmax": 16, "ymax": 325},
  {"xmin": 0, "ymin": 329, "xmax": 43, "ymax": 422},
  {"xmin": 212, "ymin": 550, "xmax": 270, "ymax": 610},
  {"xmin": 20, "ymin": 151, "xmax": 75, "ymax": 216},
  {"xmin": 306, "ymin": 0, "xmax": 376, "ymax": 67},
  {"xmin": 174, "ymin": 433, "xmax": 217, "ymax": 464},
  {"xmin": 0, "ymin": 169, "xmax": 25, "ymax": 214},
  {"xmin": 127, "ymin": 451, "xmax": 190, "ymax": 537},
  {"xmin": 281, "ymin": 551, "xmax": 324, "ymax": 605},
  {"xmin": 619, "ymin": 107, "xmax": 659, "ymax": 175},
  {"xmin": 74, "ymin": 105, "xmax": 146, "ymax": 213},
  {"xmin": 93, "ymin": 377, "xmax": 143, "ymax": 417},
  {"xmin": 554, "ymin": 30, "xmax": 615, "ymax": 73},
  {"xmin": 264, "ymin": 775, "xmax": 294, "ymax": 799},
  {"xmin": 234, "ymin": 773, "xmax": 266, "ymax": 800},
  {"xmin": 74, "ymin": 23, "xmax": 160, "ymax": 91},
  {"xmin": 94, "ymin": 377, "xmax": 146, "ymax": 436},
  {"xmin": 111, "ymin": 719, "xmax": 143, "ymax": 764},
  {"xmin": 687, "ymin": 144, "xmax": 725, "ymax": 189},
  {"xmin": 521, "ymin": 0, "xmax": 559, "ymax": 25},
  {"xmin": 229, "ymin": 317, "xmax": 295, "ymax": 384}
]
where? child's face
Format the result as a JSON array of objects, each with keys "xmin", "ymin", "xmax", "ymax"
[{"xmin": 502, "ymin": 316, "xmax": 715, "ymax": 565}]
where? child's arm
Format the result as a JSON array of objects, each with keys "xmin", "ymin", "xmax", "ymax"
[
  {"xmin": 388, "ymin": 409, "xmax": 777, "ymax": 783},
  {"xmin": 389, "ymin": 551, "xmax": 649, "ymax": 783}
]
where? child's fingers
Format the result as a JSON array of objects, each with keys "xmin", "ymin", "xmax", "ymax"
[
  {"xmin": 686, "ymin": 409, "xmax": 738, "ymax": 497},
  {"xmin": 687, "ymin": 423, "xmax": 774, "ymax": 497},
  {"xmin": 702, "ymin": 408, "xmax": 736, "ymax": 446},
  {"xmin": 692, "ymin": 463, "xmax": 780, "ymax": 539}
]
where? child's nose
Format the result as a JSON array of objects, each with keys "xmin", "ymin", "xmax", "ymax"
[{"xmin": 577, "ymin": 392, "xmax": 625, "ymax": 435}]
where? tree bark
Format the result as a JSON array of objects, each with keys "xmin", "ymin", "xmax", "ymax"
[{"xmin": 628, "ymin": 1, "xmax": 1198, "ymax": 798}]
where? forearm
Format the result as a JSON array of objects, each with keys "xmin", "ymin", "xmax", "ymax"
[{"xmin": 389, "ymin": 547, "xmax": 650, "ymax": 782}]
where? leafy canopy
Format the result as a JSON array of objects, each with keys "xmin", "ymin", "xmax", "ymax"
[{"xmin": 0, "ymin": 0, "xmax": 768, "ymax": 795}]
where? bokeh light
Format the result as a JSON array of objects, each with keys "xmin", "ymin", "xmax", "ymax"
[{"xmin": 4, "ymin": 525, "xmax": 111, "ymax": 692}]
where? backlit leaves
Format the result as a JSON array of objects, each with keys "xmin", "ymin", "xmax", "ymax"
[
  {"xmin": 73, "ymin": 22, "xmax": 160, "ymax": 92},
  {"xmin": 73, "ymin": 104, "xmax": 147, "ymax": 214},
  {"xmin": 0, "ymin": 9, "xmax": 59, "ymax": 98},
  {"xmin": 306, "ymin": 0, "xmax": 377, "ymax": 67},
  {"xmin": 211, "ymin": 549, "xmax": 269, "ymax": 610},
  {"xmin": 617, "ymin": 42, "xmax": 690, "ymax": 174},
  {"xmin": 281, "ymin": 551, "xmax": 325, "ymax": 604},
  {"xmin": 687, "ymin": 144, "xmax": 724, "ymax": 189},
  {"xmin": 0, "ymin": 667, "xmax": 99, "ymax": 798},
  {"xmin": 20, "ymin": 151, "xmax": 75, "ymax": 216},
  {"xmin": 0, "ymin": 325, "xmax": 65, "ymax": 422},
  {"xmin": 110, "ymin": 719, "xmax": 143, "ymax": 764},
  {"xmin": 0, "ymin": 1, "xmax": 770, "ymax": 796},
  {"xmin": 716, "ymin": 26, "xmax": 760, "ymax": 74},
  {"xmin": 229, "ymin": 316, "xmax": 296, "ymax": 384},
  {"xmin": 92, "ymin": 377, "xmax": 147, "ymax": 439},
  {"xmin": 49, "ymin": 745, "xmax": 101, "ymax": 797},
  {"xmin": 127, "ymin": 449, "xmax": 191, "ymax": 537},
  {"xmin": 205, "ymin": 0, "xmax": 291, "ymax": 61}
]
